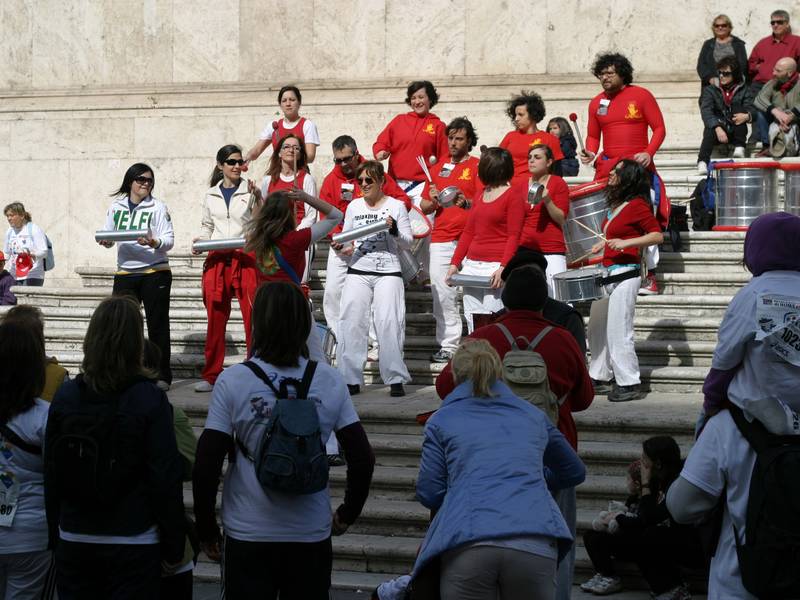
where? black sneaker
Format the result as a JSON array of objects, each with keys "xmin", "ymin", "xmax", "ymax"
[
  {"xmin": 327, "ymin": 454, "xmax": 346, "ymax": 467},
  {"xmin": 608, "ymin": 384, "xmax": 643, "ymax": 402},
  {"xmin": 347, "ymin": 384, "xmax": 360, "ymax": 395},
  {"xmin": 431, "ymin": 349, "xmax": 454, "ymax": 363},
  {"xmin": 390, "ymin": 383, "xmax": 406, "ymax": 397},
  {"xmin": 592, "ymin": 379, "xmax": 614, "ymax": 395}
]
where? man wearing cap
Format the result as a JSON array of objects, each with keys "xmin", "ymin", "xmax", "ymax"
[{"xmin": 0, "ymin": 251, "xmax": 17, "ymax": 305}]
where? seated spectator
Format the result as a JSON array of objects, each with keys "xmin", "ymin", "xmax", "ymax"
[
  {"xmin": 192, "ymin": 281, "xmax": 375, "ymax": 600},
  {"xmin": 753, "ymin": 57, "xmax": 800, "ymax": 157},
  {"xmin": 3, "ymin": 304, "xmax": 68, "ymax": 401},
  {"xmin": 696, "ymin": 15, "xmax": 748, "ymax": 98},
  {"xmin": 547, "ymin": 117, "xmax": 580, "ymax": 176},
  {"xmin": 0, "ymin": 251, "xmax": 16, "ymax": 305},
  {"xmin": 581, "ymin": 436, "xmax": 705, "ymax": 599},
  {"xmin": 44, "ymin": 295, "xmax": 186, "ymax": 599},
  {"xmin": 697, "ymin": 56, "xmax": 754, "ymax": 173},
  {"xmin": 0, "ymin": 321, "xmax": 53, "ymax": 599},
  {"xmin": 413, "ymin": 339, "xmax": 586, "ymax": 599}
]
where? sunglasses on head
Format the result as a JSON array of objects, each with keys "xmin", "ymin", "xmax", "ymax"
[
  {"xmin": 223, "ymin": 159, "xmax": 245, "ymax": 166},
  {"xmin": 357, "ymin": 177, "xmax": 374, "ymax": 185},
  {"xmin": 334, "ymin": 154, "xmax": 356, "ymax": 165},
  {"xmin": 134, "ymin": 176, "xmax": 154, "ymax": 185}
]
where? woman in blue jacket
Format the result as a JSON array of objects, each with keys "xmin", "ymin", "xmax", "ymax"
[{"xmin": 413, "ymin": 339, "xmax": 586, "ymax": 600}]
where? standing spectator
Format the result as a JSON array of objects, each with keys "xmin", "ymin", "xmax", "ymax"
[
  {"xmin": 420, "ymin": 117, "xmax": 482, "ymax": 363},
  {"xmin": 246, "ymin": 85, "xmax": 320, "ymax": 165},
  {"xmin": 580, "ymin": 53, "xmax": 669, "ymax": 295},
  {"xmin": 44, "ymin": 295, "xmax": 185, "ymax": 599},
  {"xmin": 747, "ymin": 10, "xmax": 800, "ymax": 148},
  {"xmin": 696, "ymin": 15, "xmax": 748, "ymax": 97},
  {"xmin": 193, "ymin": 144, "xmax": 260, "ymax": 393},
  {"xmin": 3, "ymin": 203, "xmax": 48, "ymax": 287},
  {"xmin": 0, "ymin": 251, "xmax": 17, "ymax": 305},
  {"xmin": 192, "ymin": 282, "xmax": 375, "ymax": 600},
  {"xmin": 499, "ymin": 91, "xmax": 564, "ymax": 184},
  {"xmin": 697, "ymin": 56, "xmax": 755, "ymax": 172},
  {"xmin": 753, "ymin": 57, "xmax": 800, "ymax": 157},
  {"xmin": 414, "ymin": 339, "xmax": 585, "ymax": 599},
  {"xmin": 547, "ymin": 117, "xmax": 580, "ymax": 176},
  {"xmin": 0, "ymin": 321, "xmax": 54, "ymax": 600},
  {"xmin": 98, "ymin": 163, "xmax": 174, "ymax": 389},
  {"xmin": 446, "ymin": 148, "xmax": 525, "ymax": 332}
]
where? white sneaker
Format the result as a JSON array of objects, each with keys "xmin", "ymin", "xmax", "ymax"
[
  {"xmin": 580, "ymin": 573, "xmax": 606, "ymax": 592},
  {"xmin": 732, "ymin": 146, "xmax": 745, "ymax": 158},
  {"xmin": 697, "ymin": 161, "xmax": 708, "ymax": 174},
  {"xmin": 592, "ymin": 574, "xmax": 623, "ymax": 595},
  {"xmin": 194, "ymin": 380, "xmax": 213, "ymax": 392}
]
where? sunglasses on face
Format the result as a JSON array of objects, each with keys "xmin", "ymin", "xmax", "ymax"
[
  {"xmin": 713, "ymin": 23, "xmax": 730, "ymax": 29},
  {"xmin": 718, "ymin": 71, "xmax": 733, "ymax": 77},
  {"xmin": 134, "ymin": 176, "xmax": 154, "ymax": 185},
  {"xmin": 223, "ymin": 159, "xmax": 245, "ymax": 166},
  {"xmin": 772, "ymin": 20, "xmax": 787, "ymax": 25},
  {"xmin": 357, "ymin": 177, "xmax": 374, "ymax": 185},
  {"xmin": 282, "ymin": 145, "xmax": 301, "ymax": 152},
  {"xmin": 334, "ymin": 154, "xmax": 356, "ymax": 164}
]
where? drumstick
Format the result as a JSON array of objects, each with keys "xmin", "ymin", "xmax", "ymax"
[
  {"xmin": 416, "ymin": 156, "xmax": 433, "ymax": 183},
  {"xmin": 573, "ymin": 219, "xmax": 606, "ymax": 241},
  {"xmin": 572, "ymin": 248, "xmax": 600, "ymax": 264},
  {"xmin": 569, "ymin": 113, "xmax": 587, "ymax": 155},
  {"xmin": 292, "ymin": 152, "xmax": 298, "ymax": 188}
]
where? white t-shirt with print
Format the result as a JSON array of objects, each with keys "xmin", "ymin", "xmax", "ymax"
[
  {"xmin": 258, "ymin": 118, "xmax": 321, "ymax": 146},
  {"xmin": 343, "ymin": 196, "xmax": 413, "ymax": 274},
  {"xmin": 680, "ymin": 411, "xmax": 756, "ymax": 600},
  {"xmin": 204, "ymin": 357, "xmax": 359, "ymax": 543}
]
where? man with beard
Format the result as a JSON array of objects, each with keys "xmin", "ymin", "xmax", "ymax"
[{"xmin": 753, "ymin": 57, "xmax": 800, "ymax": 157}]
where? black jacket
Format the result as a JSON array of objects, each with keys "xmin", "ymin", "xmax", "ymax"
[
  {"xmin": 44, "ymin": 376, "xmax": 186, "ymax": 562},
  {"xmin": 696, "ymin": 36, "xmax": 749, "ymax": 91},
  {"xmin": 699, "ymin": 80, "xmax": 755, "ymax": 129}
]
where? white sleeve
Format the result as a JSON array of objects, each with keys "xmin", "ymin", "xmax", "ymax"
[
  {"xmin": 152, "ymin": 202, "xmax": 175, "ymax": 252},
  {"xmin": 199, "ymin": 195, "xmax": 214, "ymax": 239},
  {"xmin": 680, "ymin": 413, "xmax": 728, "ymax": 498},
  {"xmin": 298, "ymin": 175, "xmax": 318, "ymax": 230},
  {"xmin": 258, "ymin": 121, "xmax": 275, "ymax": 142},
  {"xmin": 3, "ymin": 228, "xmax": 10, "ymax": 257},
  {"xmin": 29, "ymin": 224, "xmax": 48, "ymax": 260},
  {"xmin": 204, "ymin": 368, "xmax": 235, "ymax": 435},
  {"xmin": 261, "ymin": 176, "xmax": 271, "ymax": 199},
  {"xmin": 711, "ymin": 290, "xmax": 754, "ymax": 370},
  {"xmin": 303, "ymin": 120, "xmax": 321, "ymax": 146},
  {"xmin": 393, "ymin": 202, "xmax": 413, "ymax": 249}
]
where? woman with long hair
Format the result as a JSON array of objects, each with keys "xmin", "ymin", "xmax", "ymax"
[
  {"xmin": 98, "ymin": 162, "xmax": 175, "ymax": 389},
  {"xmin": 44, "ymin": 295, "xmax": 185, "ymax": 599},
  {"xmin": 0, "ymin": 321, "xmax": 54, "ymax": 600},
  {"xmin": 192, "ymin": 144, "xmax": 260, "ymax": 393},
  {"xmin": 3, "ymin": 202, "xmax": 48, "ymax": 287},
  {"xmin": 587, "ymin": 159, "xmax": 663, "ymax": 402},
  {"xmin": 547, "ymin": 117, "xmax": 580, "ymax": 176},
  {"xmin": 519, "ymin": 143, "xmax": 571, "ymax": 292},
  {"xmin": 413, "ymin": 339, "xmax": 585, "ymax": 599},
  {"xmin": 337, "ymin": 160, "xmax": 413, "ymax": 398}
]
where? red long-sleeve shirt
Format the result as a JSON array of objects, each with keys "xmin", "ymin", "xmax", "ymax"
[
  {"xmin": 518, "ymin": 175, "xmax": 570, "ymax": 253},
  {"xmin": 601, "ymin": 198, "xmax": 661, "ymax": 267},
  {"xmin": 450, "ymin": 183, "xmax": 526, "ymax": 267},
  {"xmin": 499, "ymin": 130, "xmax": 564, "ymax": 185},
  {"xmin": 372, "ymin": 112, "xmax": 449, "ymax": 181},
  {"xmin": 434, "ymin": 310, "xmax": 594, "ymax": 449},
  {"xmin": 422, "ymin": 155, "xmax": 483, "ymax": 243},
  {"xmin": 748, "ymin": 34, "xmax": 800, "ymax": 84}
]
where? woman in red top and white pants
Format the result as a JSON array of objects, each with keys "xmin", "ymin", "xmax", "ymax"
[
  {"xmin": 518, "ymin": 144, "xmax": 570, "ymax": 294},
  {"xmin": 446, "ymin": 148, "xmax": 525, "ymax": 333},
  {"xmin": 588, "ymin": 160, "xmax": 663, "ymax": 403}
]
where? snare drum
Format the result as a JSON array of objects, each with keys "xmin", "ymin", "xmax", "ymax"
[
  {"xmin": 408, "ymin": 205, "xmax": 432, "ymax": 239},
  {"xmin": 564, "ymin": 180, "xmax": 608, "ymax": 267},
  {"xmin": 315, "ymin": 323, "xmax": 337, "ymax": 365},
  {"xmin": 552, "ymin": 267, "xmax": 608, "ymax": 303}
]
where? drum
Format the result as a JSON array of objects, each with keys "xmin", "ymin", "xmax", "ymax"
[
  {"xmin": 438, "ymin": 186, "xmax": 461, "ymax": 208},
  {"xmin": 315, "ymin": 323, "xmax": 337, "ymax": 365},
  {"xmin": 713, "ymin": 161, "xmax": 781, "ymax": 230},
  {"xmin": 398, "ymin": 247, "xmax": 422, "ymax": 285},
  {"xmin": 552, "ymin": 267, "xmax": 608, "ymax": 303},
  {"xmin": 408, "ymin": 205, "xmax": 432, "ymax": 239},
  {"xmin": 780, "ymin": 163, "xmax": 800, "ymax": 216},
  {"xmin": 527, "ymin": 180, "xmax": 544, "ymax": 205},
  {"xmin": 564, "ymin": 180, "xmax": 608, "ymax": 267}
]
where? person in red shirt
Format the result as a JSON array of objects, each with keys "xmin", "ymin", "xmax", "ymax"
[
  {"xmin": 748, "ymin": 10, "xmax": 800, "ymax": 147},
  {"xmin": 420, "ymin": 117, "xmax": 482, "ymax": 363},
  {"xmin": 519, "ymin": 144, "xmax": 570, "ymax": 292},
  {"xmin": 446, "ymin": 148, "xmax": 525, "ymax": 332},
  {"xmin": 580, "ymin": 53, "xmax": 669, "ymax": 295},
  {"xmin": 499, "ymin": 91, "xmax": 565, "ymax": 185},
  {"xmin": 320, "ymin": 135, "xmax": 412, "ymax": 340},
  {"xmin": 587, "ymin": 160, "xmax": 663, "ymax": 403}
]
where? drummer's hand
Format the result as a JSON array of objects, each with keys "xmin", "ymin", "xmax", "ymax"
[
  {"xmin": 580, "ymin": 150, "xmax": 595, "ymax": 165},
  {"xmin": 98, "ymin": 240, "xmax": 114, "ymax": 248},
  {"xmin": 591, "ymin": 241, "xmax": 605, "ymax": 254},
  {"xmin": 454, "ymin": 192, "xmax": 467, "ymax": 208},
  {"xmin": 287, "ymin": 188, "xmax": 313, "ymax": 204},
  {"xmin": 445, "ymin": 264, "xmax": 459, "ymax": 285},
  {"xmin": 340, "ymin": 244, "xmax": 354, "ymax": 257},
  {"xmin": 715, "ymin": 127, "xmax": 729, "ymax": 144},
  {"xmin": 375, "ymin": 150, "xmax": 390, "ymax": 161},
  {"xmin": 247, "ymin": 179, "xmax": 263, "ymax": 204},
  {"xmin": 606, "ymin": 238, "xmax": 629, "ymax": 251},
  {"xmin": 191, "ymin": 237, "xmax": 202, "ymax": 255},
  {"xmin": 137, "ymin": 236, "xmax": 158, "ymax": 248},
  {"xmin": 429, "ymin": 183, "xmax": 440, "ymax": 201},
  {"xmin": 385, "ymin": 216, "xmax": 398, "ymax": 236},
  {"xmin": 489, "ymin": 268, "xmax": 504, "ymax": 289},
  {"xmin": 330, "ymin": 241, "xmax": 344, "ymax": 251},
  {"xmin": 633, "ymin": 152, "xmax": 652, "ymax": 168}
]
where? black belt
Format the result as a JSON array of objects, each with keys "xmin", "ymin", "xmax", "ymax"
[{"xmin": 599, "ymin": 269, "xmax": 640, "ymax": 286}]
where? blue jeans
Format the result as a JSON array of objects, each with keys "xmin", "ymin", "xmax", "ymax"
[{"xmin": 755, "ymin": 109, "xmax": 770, "ymax": 145}]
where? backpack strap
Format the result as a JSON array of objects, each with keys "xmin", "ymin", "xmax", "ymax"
[
  {"xmin": 728, "ymin": 404, "xmax": 769, "ymax": 454},
  {"xmin": 493, "ymin": 322, "xmax": 531, "ymax": 350},
  {"xmin": 0, "ymin": 421, "xmax": 42, "ymax": 456},
  {"xmin": 298, "ymin": 361, "xmax": 318, "ymax": 398},
  {"xmin": 242, "ymin": 360, "xmax": 282, "ymax": 397},
  {"xmin": 273, "ymin": 246, "xmax": 301, "ymax": 286},
  {"xmin": 526, "ymin": 326, "xmax": 554, "ymax": 352}
]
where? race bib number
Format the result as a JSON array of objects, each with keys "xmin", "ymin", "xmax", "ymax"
[
  {"xmin": 341, "ymin": 183, "xmax": 354, "ymax": 202},
  {"xmin": 756, "ymin": 294, "xmax": 800, "ymax": 366},
  {"xmin": 0, "ymin": 470, "xmax": 20, "ymax": 527},
  {"xmin": 438, "ymin": 163, "xmax": 455, "ymax": 178}
]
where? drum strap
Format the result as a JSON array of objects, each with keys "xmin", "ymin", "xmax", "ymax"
[{"xmin": 599, "ymin": 268, "xmax": 639, "ymax": 286}]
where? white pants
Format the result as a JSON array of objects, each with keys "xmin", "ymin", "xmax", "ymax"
[
  {"xmin": 0, "ymin": 549, "xmax": 54, "ymax": 600},
  {"xmin": 588, "ymin": 270, "xmax": 641, "ymax": 386},
  {"xmin": 644, "ymin": 244, "xmax": 659, "ymax": 271},
  {"xmin": 399, "ymin": 179, "xmax": 431, "ymax": 281},
  {"xmin": 460, "ymin": 259, "xmax": 504, "ymax": 333},
  {"xmin": 543, "ymin": 253, "xmax": 567, "ymax": 297},
  {"xmin": 323, "ymin": 247, "xmax": 349, "ymax": 339},
  {"xmin": 338, "ymin": 274, "xmax": 411, "ymax": 386},
  {"xmin": 430, "ymin": 241, "xmax": 462, "ymax": 352}
]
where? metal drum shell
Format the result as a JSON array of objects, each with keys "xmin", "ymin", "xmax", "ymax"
[
  {"xmin": 552, "ymin": 267, "xmax": 608, "ymax": 303},
  {"xmin": 315, "ymin": 323, "xmax": 337, "ymax": 365},
  {"xmin": 398, "ymin": 247, "xmax": 422, "ymax": 285},
  {"xmin": 564, "ymin": 180, "xmax": 608, "ymax": 267},
  {"xmin": 780, "ymin": 163, "xmax": 800, "ymax": 216},
  {"xmin": 713, "ymin": 161, "xmax": 780, "ymax": 230}
]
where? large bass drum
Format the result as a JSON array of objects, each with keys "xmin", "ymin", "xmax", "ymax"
[{"xmin": 564, "ymin": 180, "xmax": 608, "ymax": 268}]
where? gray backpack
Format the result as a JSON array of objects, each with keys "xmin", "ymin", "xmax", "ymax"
[{"xmin": 494, "ymin": 323, "xmax": 562, "ymax": 424}]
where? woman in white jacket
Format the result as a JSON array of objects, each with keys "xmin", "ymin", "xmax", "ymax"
[
  {"xmin": 3, "ymin": 203, "xmax": 48, "ymax": 287},
  {"xmin": 98, "ymin": 163, "xmax": 175, "ymax": 389}
]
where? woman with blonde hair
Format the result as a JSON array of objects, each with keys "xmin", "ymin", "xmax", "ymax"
[
  {"xmin": 696, "ymin": 14, "xmax": 748, "ymax": 96},
  {"xmin": 412, "ymin": 339, "xmax": 586, "ymax": 599},
  {"xmin": 3, "ymin": 202, "xmax": 48, "ymax": 287}
]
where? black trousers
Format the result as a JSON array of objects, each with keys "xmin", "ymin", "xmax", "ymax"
[
  {"xmin": 160, "ymin": 568, "xmax": 193, "ymax": 599},
  {"xmin": 55, "ymin": 540, "xmax": 161, "ymax": 600},
  {"xmin": 698, "ymin": 122, "xmax": 747, "ymax": 163},
  {"xmin": 583, "ymin": 526, "xmax": 705, "ymax": 594},
  {"xmin": 113, "ymin": 270, "xmax": 173, "ymax": 383},
  {"xmin": 222, "ymin": 535, "xmax": 332, "ymax": 600}
]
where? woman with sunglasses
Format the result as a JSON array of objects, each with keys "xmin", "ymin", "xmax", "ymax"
[
  {"xmin": 337, "ymin": 161, "xmax": 413, "ymax": 398},
  {"xmin": 696, "ymin": 15, "xmax": 748, "ymax": 97},
  {"xmin": 98, "ymin": 163, "xmax": 174, "ymax": 390},
  {"xmin": 245, "ymin": 85, "xmax": 320, "ymax": 165},
  {"xmin": 192, "ymin": 144, "xmax": 260, "ymax": 393},
  {"xmin": 587, "ymin": 160, "xmax": 663, "ymax": 403}
]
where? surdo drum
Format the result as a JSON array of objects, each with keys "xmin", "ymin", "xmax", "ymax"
[{"xmin": 552, "ymin": 267, "xmax": 609, "ymax": 303}]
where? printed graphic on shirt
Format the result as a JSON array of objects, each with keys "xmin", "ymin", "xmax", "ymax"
[
  {"xmin": 352, "ymin": 211, "xmax": 394, "ymax": 271},
  {"xmin": 625, "ymin": 102, "xmax": 643, "ymax": 120},
  {"xmin": 756, "ymin": 294, "xmax": 800, "ymax": 366},
  {"xmin": 0, "ymin": 469, "xmax": 19, "ymax": 527},
  {"xmin": 458, "ymin": 168, "xmax": 472, "ymax": 181},
  {"xmin": 257, "ymin": 247, "xmax": 279, "ymax": 276},
  {"xmin": 424, "ymin": 123, "xmax": 435, "ymax": 135},
  {"xmin": 112, "ymin": 209, "xmax": 152, "ymax": 231},
  {"xmin": 529, "ymin": 138, "xmax": 543, "ymax": 147}
]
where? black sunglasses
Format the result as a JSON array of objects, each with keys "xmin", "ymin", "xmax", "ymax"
[
  {"xmin": 223, "ymin": 159, "xmax": 246, "ymax": 166},
  {"xmin": 772, "ymin": 19, "xmax": 787, "ymax": 25},
  {"xmin": 133, "ymin": 176, "xmax": 154, "ymax": 185},
  {"xmin": 334, "ymin": 154, "xmax": 356, "ymax": 165},
  {"xmin": 357, "ymin": 177, "xmax": 374, "ymax": 185},
  {"xmin": 718, "ymin": 70, "xmax": 733, "ymax": 77}
]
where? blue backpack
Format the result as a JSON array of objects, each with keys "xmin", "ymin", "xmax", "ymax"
[{"xmin": 237, "ymin": 360, "xmax": 328, "ymax": 495}]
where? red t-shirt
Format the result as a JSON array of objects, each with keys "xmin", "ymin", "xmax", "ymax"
[
  {"xmin": 434, "ymin": 310, "xmax": 593, "ymax": 449},
  {"xmin": 601, "ymin": 198, "xmax": 660, "ymax": 267},
  {"xmin": 748, "ymin": 34, "xmax": 800, "ymax": 83},
  {"xmin": 422, "ymin": 156, "xmax": 482, "ymax": 243},
  {"xmin": 255, "ymin": 228, "xmax": 312, "ymax": 283},
  {"xmin": 271, "ymin": 116, "xmax": 307, "ymax": 150},
  {"xmin": 451, "ymin": 183, "xmax": 526, "ymax": 267},
  {"xmin": 499, "ymin": 130, "xmax": 564, "ymax": 185},
  {"xmin": 372, "ymin": 112, "xmax": 449, "ymax": 181},
  {"xmin": 518, "ymin": 175, "xmax": 570, "ymax": 253},
  {"xmin": 268, "ymin": 171, "xmax": 308, "ymax": 223}
]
